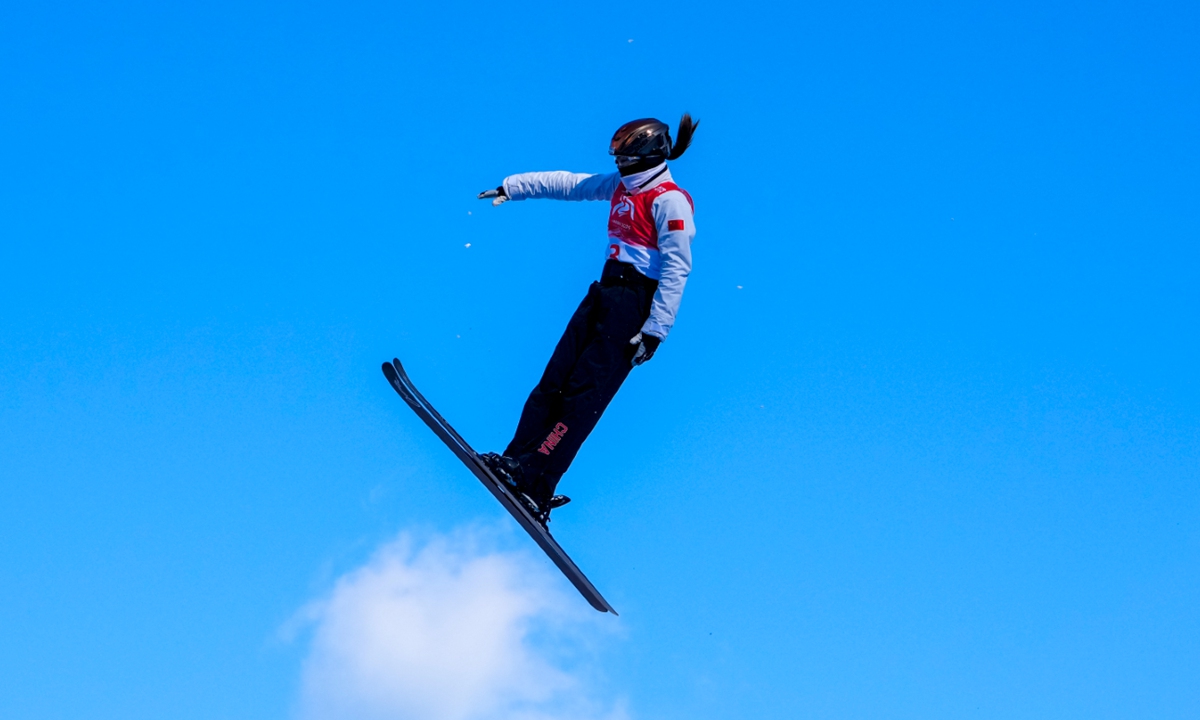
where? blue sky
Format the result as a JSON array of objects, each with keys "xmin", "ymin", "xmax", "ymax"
[{"xmin": 2, "ymin": 1, "xmax": 1198, "ymax": 718}]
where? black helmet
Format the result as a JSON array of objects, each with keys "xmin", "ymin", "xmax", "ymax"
[
  {"xmin": 609, "ymin": 113, "xmax": 699, "ymax": 161},
  {"xmin": 610, "ymin": 118, "xmax": 672, "ymax": 158}
]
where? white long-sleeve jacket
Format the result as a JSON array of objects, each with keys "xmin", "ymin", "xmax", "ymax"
[{"xmin": 501, "ymin": 164, "xmax": 695, "ymax": 340}]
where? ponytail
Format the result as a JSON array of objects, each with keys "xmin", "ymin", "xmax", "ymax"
[{"xmin": 668, "ymin": 113, "xmax": 699, "ymax": 160}]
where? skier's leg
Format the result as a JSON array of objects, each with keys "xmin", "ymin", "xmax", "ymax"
[
  {"xmin": 517, "ymin": 282, "xmax": 653, "ymax": 497},
  {"xmin": 503, "ymin": 283, "xmax": 600, "ymax": 458}
]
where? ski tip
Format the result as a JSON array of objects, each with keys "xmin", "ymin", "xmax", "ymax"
[{"xmin": 588, "ymin": 596, "xmax": 617, "ymax": 615}]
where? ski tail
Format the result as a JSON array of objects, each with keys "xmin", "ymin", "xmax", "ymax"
[
  {"xmin": 383, "ymin": 361, "xmax": 476, "ymax": 466},
  {"xmin": 391, "ymin": 359, "xmax": 481, "ymax": 463}
]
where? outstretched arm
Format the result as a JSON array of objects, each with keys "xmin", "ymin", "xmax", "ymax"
[{"xmin": 477, "ymin": 171, "xmax": 621, "ymax": 205}]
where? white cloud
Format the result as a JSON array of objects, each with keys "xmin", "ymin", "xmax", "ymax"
[{"xmin": 291, "ymin": 526, "xmax": 626, "ymax": 720}]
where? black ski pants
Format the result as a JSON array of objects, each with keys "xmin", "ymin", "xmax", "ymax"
[{"xmin": 504, "ymin": 260, "xmax": 657, "ymax": 499}]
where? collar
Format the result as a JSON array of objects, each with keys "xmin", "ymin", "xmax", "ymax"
[{"xmin": 620, "ymin": 163, "xmax": 670, "ymax": 193}]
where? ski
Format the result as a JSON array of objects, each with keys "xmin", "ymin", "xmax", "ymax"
[{"xmin": 381, "ymin": 358, "xmax": 617, "ymax": 615}]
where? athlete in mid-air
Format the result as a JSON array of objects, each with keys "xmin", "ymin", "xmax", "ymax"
[{"xmin": 476, "ymin": 114, "xmax": 699, "ymax": 525}]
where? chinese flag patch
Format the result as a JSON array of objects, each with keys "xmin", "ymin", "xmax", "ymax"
[{"xmin": 667, "ymin": 219, "xmax": 685, "ymax": 231}]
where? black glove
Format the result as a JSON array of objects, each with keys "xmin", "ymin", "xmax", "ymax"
[
  {"xmin": 477, "ymin": 185, "xmax": 508, "ymax": 206},
  {"xmin": 629, "ymin": 332, "xmax": 662, "ymax": 366}
]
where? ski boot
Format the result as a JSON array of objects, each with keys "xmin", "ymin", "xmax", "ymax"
[
  {"xmin": 519, "ymin": 494, "xmax": 566, "ymax": 528},
  {"xmin": 480, "ymin": 452, "xmax": 525, "ymax": 492},
  {"xmin": 480, "ymin": 453, "xmax": 541, "ymax": 512},
  {"xmin": 481, "ymin": 454, "xmax": 572, "ymax": 528},
  {"xmin": 524, "ymin": 494, "xmax": 573, "ymax": 527}
]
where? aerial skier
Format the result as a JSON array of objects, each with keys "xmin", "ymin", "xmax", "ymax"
[
  {"xmin": 381, "ymin": 114, "xmax": 698, "ymax": 610},
  {"xmin": 476, "ymin": 114, "xmax": 699, "ymax": 525}
]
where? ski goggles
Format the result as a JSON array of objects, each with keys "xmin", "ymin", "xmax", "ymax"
[{"xmin": 614, "ymin": 155, "xmax": 665, "ymax": 168}]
